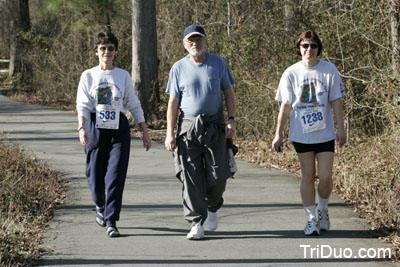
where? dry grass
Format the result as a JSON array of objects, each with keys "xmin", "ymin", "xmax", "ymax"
[
  {"xmin": 334, "ymin": 126, "xmax": 400, "ymax": 260},
  {"xmin": 0, "ymin": 135, "xmax": 65, "ymax": 266}
]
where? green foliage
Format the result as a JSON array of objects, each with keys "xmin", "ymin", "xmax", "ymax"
[{"xmin": 41, "ymin": 0, "xmax": 127, "ymax": 32}]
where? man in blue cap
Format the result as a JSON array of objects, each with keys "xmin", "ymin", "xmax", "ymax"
[{"xmin": 165, "ymin": 24, "xmax": 237, "ymax": 240}]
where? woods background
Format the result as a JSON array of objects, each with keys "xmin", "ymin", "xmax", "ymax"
[{"xmin": 1, "ymin": 0, "xmax": 400, "ymax": 261}]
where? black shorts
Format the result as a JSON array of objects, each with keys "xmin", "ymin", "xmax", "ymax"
[{"xmin": 292, "ymin": 140, "xmax": 335, "ymax": 154}]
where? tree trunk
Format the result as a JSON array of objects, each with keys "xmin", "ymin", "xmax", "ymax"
[
  {"xmin": 284, "ymin": 0, "xmax": 299, "ymax": 37},
  {"xmin": 390, "ymin": 0, "xmax": 400, "ymax": 79},
  {"xmin": 102, "ymin": 0, "xmax": 112, "ymax": 31},
  {"xmin": 8, "ymin": 29, "xmax": 16, "ymax": 78},
  {"xmin": 8, "ymin": 0, "xmax": 31, "ymax": 82},
  {"xmin": 19, "ymin": 0, "xmax": 30, "ymax": 31},
  {"xmin": 131, "ymin": 0, "xmax": 159, "ymax": 121}
]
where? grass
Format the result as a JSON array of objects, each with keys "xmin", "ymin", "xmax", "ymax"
[{"xmin": 0, "ymin": 135, "xmax": 65, "ymax": 266}]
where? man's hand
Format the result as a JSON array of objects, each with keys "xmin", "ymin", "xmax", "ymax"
[
  {"xmin": 225, "ymin": 121, "xmax": 236, "ymax": 139},
  {"xmin": 165, "ymin": 134, "xmax": 176, "ymax": 152},
  {"xmin": 165, "ymin": 95, "xmax": 179, "ymax": 152}
]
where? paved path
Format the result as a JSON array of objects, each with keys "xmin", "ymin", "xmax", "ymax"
[{"xmin": 0, "ymin": 93, "xmax": 396, "ymax": 267}]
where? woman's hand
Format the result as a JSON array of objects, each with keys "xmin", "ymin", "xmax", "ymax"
[
  {"xmin": 139, "ymin": 122, "xmax": 151, "ymax": 151},
  {"xmin": 142, "ymin": 130, "xmax": 151, "ymax": 151},
  {"xmin": 271, "ymin": 135, "xmax": 283, "ymax": 152},
  {"xmin": 79, "ymin": 128, "xmax": 88, "ymax": 147},
  {"xmin": 336, "ymin": 128, "xmax": 347, "ymax": 148}
]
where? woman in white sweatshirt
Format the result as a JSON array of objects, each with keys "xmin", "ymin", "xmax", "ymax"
[{"xmin": 76, "ymin": 30, "xmax": 151, "ymax": 237}]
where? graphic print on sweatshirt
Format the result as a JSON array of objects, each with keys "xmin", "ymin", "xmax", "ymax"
[
  {"xmin": 94, "ymin": 81, "xmax": 122, "ymax": 130},
  {"xmin": 96, "ymin": 84, "xmax": 113, "ymax": 105}
]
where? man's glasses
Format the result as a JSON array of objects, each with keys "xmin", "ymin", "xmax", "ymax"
[
  {"xmin": 98, "ymin": 45, "xmax": 115, "ymax": 52},
  {"xmin": 300, "ymin": 43, "xmax": 318, "ymax": 49},
  {"xmin": 185, "ymin": 38, "xmax": 204, "ymax": 45}
]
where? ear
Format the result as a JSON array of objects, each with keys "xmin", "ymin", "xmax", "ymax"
[{"xmin": 183, "ymin": 40, "xmax": 189, "ymax": 51}]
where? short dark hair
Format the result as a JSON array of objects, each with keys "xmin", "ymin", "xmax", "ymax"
[
  {"xmin": 296, "ymin": 30, "xmax": 323, "ymax": 56},
  {"xmin": 94, "ymin": 30, "xmax": 119, "ymax": 51}
]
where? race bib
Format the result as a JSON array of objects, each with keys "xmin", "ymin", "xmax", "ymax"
[
  {"xmin": 300, "ymin": 106, "xmax": 326, "ymax": 134},
  {"xmin": 95, "ymin": 104, "xmax": 120, "ymax": 130}
]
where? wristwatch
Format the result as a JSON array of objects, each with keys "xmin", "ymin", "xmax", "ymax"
[
  {"xmin": 77, "ymin": 126, "xmax": 85, "ymax": 131},
  {"xmin": 228, "ymin": 116, "xmax": 236, "ymax": 122}
]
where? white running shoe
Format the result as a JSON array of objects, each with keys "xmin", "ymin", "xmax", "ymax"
[
  {"xmin": 205, "ymin": 211, "xmax": 218, "ymax": 231},
  {"xmin": 318, "ymin": 208, "xmax": 331, "ymax": 231},
  {"xmin": 304, "ymin": 219, "xmax": 320, "ymax": 236},
  {"xmin": 106, "ymin": 225, "xmax": 120, "ymax": 238},
  {"xmin": 186, "ymin": 221, "xmax": 204, "ymax": 240},
  {"xmin": 95, "ymin": 206, "xmax": 106, "ymax": 227}
]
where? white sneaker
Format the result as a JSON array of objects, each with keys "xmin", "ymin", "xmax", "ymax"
[
  {"xmin": 304, "ymin": 219, "xmax": 320, "ymax": 236},
  {"xmin": 95, "ymin": 206, "xmax": 106, "ymax": 227},
  {"xmin": 205, "ymin": 211, "xmax": 218, "ymax": 231},
  {"xmin": 186, "ymin": 221, "xmax": 204, "ymax": 240},
  {"xmin": 318, "ymin": 208, "xmax": 331, "ymax": 231}
]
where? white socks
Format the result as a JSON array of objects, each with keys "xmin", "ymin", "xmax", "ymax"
[
  {"xmin": 305, "ymin": 197, "xmax": 329, "ymax": 221},
  {"xmin": 317, "ymin": 197, "xmax": 329, "ymax": 211},
  {"xmin": 304, "ymin": 205, "xmax": 316, "ymax": 221}
]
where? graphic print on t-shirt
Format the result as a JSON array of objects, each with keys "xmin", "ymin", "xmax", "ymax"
[
  {"xmin": 300, "ymin": 81, "xmax": 318, "ymax": 105},
  {"xmin": 297, "ymin": 78, "xmax": 329, "ymax": 134}
]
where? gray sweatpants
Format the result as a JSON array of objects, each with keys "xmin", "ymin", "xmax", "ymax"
[{"xmin": 176, "ymin": 132, "xmax": 231, "ymax": 225}]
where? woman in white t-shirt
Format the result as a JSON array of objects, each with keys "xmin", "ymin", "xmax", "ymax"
[
  {"xmin": 76, "ymin": 30, "xmax": 151, "ymax": 238},
  {"xmin": 272, "ymin": 30, "xmax": 346, "ymax": 236}
]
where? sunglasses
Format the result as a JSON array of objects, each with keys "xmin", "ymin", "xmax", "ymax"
[
  {"xmin": 98, "ymin": 45, "xmax": 115, "ymax": 52},
  {"xmin": 300, "ymin": 43, "xmax": 318, "ymax": 49}
]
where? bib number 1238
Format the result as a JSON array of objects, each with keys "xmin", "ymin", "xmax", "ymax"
[{"xmin": 300, "ymin": 106, "xmax": 326, "ymax": 134}]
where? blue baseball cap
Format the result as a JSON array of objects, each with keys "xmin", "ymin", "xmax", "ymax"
[{"xmin": 183, "ymin": 25, "xmax": 206, "ymax": 40}]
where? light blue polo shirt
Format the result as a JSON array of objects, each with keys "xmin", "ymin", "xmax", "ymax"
[{"xmin": 166, "ymin": 53, "xmax": 234, "ymax": 116}]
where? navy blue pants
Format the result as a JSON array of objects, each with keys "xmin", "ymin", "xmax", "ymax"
[{"xmin": 84, "ymin": 113, "xmax": 131, "ymax": 225}]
